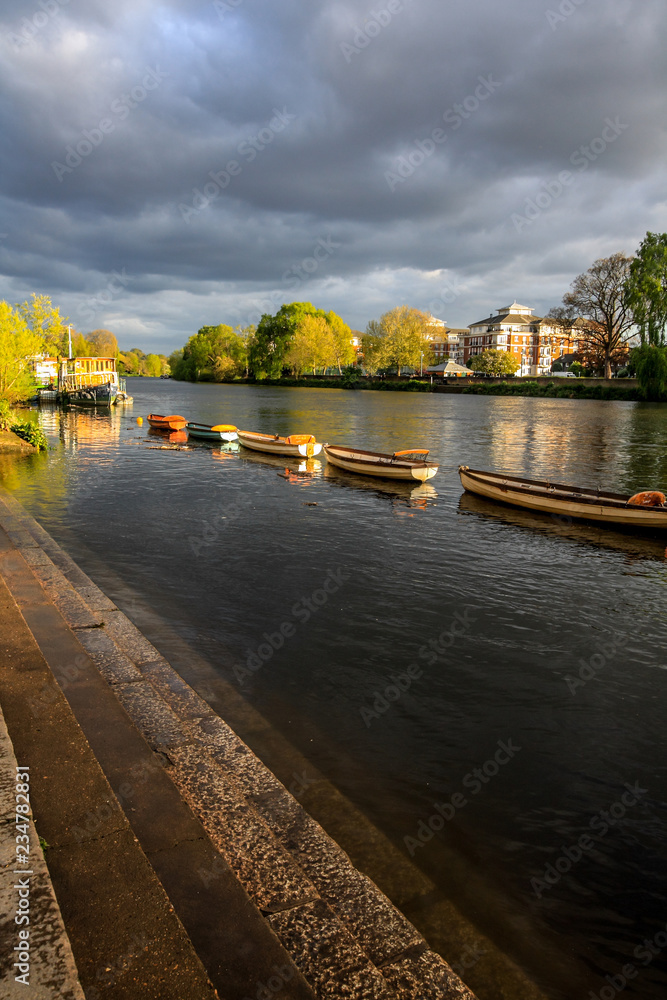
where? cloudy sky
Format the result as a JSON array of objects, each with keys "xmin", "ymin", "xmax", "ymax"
[{"xmin": 1, "ymin": 0, "xmax": 665, "ymax": 352}]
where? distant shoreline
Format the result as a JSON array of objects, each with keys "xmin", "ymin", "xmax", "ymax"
[{"xmin": 165, "ymin": 375, "xmax": 644, "ymax": 401}]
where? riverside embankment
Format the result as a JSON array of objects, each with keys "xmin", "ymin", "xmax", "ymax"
[{"xmin": 1, "ymin": 486, "xmax": 520, "ymax": 1000}]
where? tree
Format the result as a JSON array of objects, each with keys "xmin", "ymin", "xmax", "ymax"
[
  {"xmin": 360, "ymin": 328, "xmax": 385, "ymax": 375},
  {"xmin": 325, "ymin": 312, "xmax": 356, "ymax": 373},
  {"xmin": 174, "ymin": 325, "xmax": 246, "ymax": 381},
  {"xmin": 249, "ymin": 303, "xmax": 328, "ymax": 378},
  {"xmin": 561, "ymin": 252, "xmax": 634, "ymax": 379},
  {"xmin": 365, "ymin": 306, "xmax": 433, "ymax": 375},
  {"xmin": 145, "ymin": 353, "xmax": 162, "ymax": 377},
  {"xmin": 631, "ymin": 343, "xmax": 667, "ymax": 400},
  {"xmin": 71, "ymin": 332, "xmax": 93, "ymax": 357},
  {"xmin": 18, "ymin": 293, "xmax": 68, "ymax": 355},
  {"xmin": 0, "ymin": 301, "xmax": 44, "ymax": 403},
  {"xmin": 284, "ymin": 315, "xmax": 334, "ymax": 375},
  {"xmin": 471, "ymin": 349, "xmax": 521, "ymax": 377},
  {"xmin": 624, "ymin": 232, "xmax": 667, "ymax": 346},
  {"xmin": 88, "ymin": 329, "xmax": 118, "ymax": 357}
]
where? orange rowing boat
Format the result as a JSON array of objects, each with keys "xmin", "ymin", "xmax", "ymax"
[{"xmin": 147, "ymin": 413, "xmax": 187, "ymax": 431}]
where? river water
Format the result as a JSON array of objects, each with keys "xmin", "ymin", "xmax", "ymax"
[{"xmin": 2, "ymin": 378, "xmax": 667, "ymax": 1000}]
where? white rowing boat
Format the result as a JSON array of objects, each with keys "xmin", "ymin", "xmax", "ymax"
[
  {"xmin": 458, "ymin": 466, "xmax": 667, "ymax": 528},
  {"xmin": 324, "ymin": 445, "xmax": 439, "ymax": 482},
  {"xmin": 237, "ymin": 430, "xmax": 323, "ymax": 457}
]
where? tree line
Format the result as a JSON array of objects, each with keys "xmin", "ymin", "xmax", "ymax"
[
  {"xmin": 0, "ymin": 293, "xmax": 167, "ymax": 404},
  {"xmin": 170, "ymin": 303, "xmax": 440, "ymax": 382}
]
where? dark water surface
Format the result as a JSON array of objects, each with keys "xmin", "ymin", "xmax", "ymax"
[{"xmin": 3, "ymin": 378, "xmax": 667, "ymax": 999}]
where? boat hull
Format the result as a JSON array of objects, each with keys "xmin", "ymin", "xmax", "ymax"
[
  {"xmin": 187, "ymin": 423, "xmax": 238, "ymax": 442},
  {"xmin": 459, "ymin": 466, "xmax": 667, "ymax": 528},
  {"xmin": 237, "ymin": 431, "xmax": 322, "ymax": 457},
  {"xmin": 324, "ymin": 445, "xmax": 439, "ymax": 482},
  {"xmin": 147, "ymin": 414, "xmax": 187, "ymax": 431},
  {"xmin": 63, "ymin": 382, "xmax": 118, "ymax": 407}
]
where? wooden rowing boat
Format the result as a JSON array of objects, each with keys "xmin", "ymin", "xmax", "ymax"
[
  {"xmin": 237, "ymin": 430, "xmax": 323, "ymax": 457},
  {"xmin": 458, "ymin": 466, "xmax": 667, "ymax": 528},
  {"xmin": 186, "ymin": 422, "xmax": 238, "ymax": 442},
  {"xmin": 147, "ymin": 413, "xmax": 187, "ymax": 431},
  {"xmin": 324, "ymin": 445, "xmax": 439, "ymax": 482}
]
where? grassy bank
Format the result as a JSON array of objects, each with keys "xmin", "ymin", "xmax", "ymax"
[
  {"xmin": 211, "ymin": 376, "xmax": 433, "ymax": 391},
  {"xmin": 461, "ymin": 380, "xmax": 640, "ymax": 401}
]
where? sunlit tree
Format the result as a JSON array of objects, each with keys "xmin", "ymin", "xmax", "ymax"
[
  {"xmin": 364, "ymin": 306, "xmax": 433, "ymax": 375},
  {"xmin": 88, "ymin": 328, "xmax": 119, "ymax": 357},
  {"xmin": 18, "ymin": 293, "xmax": 68, "ymax": 355},
  {"xmin": 0, "ymin": 301, "xmax": 44, "ymax": 403}
]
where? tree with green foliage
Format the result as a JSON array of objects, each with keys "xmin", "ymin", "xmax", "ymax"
[
  {"xmin": 249, "ymin": 303, "xmax": 328, "ymax": 378},
  {"xmin": 624, "ymin": 232, "xmax": 667, "ymax": 346},
  {"xmin": 0, "ymin": 301, "xmax": 44, "ymax": 403},
  {"xmin": 71, "ymin": 332, "xmax": 93, "ymax": 357},
  {"xmin": 364, "ymin": 306, "xmax": 434, "ymax": 375},
  {"xmin": 144, "ymin": 353, "xmax": 163, "ymax": 377},
  {"xmin": 284, "ymin": 315, "xmax": 335, "ymax": 375},
  {"xmin": 18, "ymin": 294, "xmax": 69, "ymax": 355},
  {"xmin": 173, "ymin": 325, "xmax": 246, "ymax": 381},
  {"xmin": 630, "ymin": 343, "xmax": 667, "ymax": 401},
  {"xmin": 325, "ymin": 311, "xmax": 356, "ymax": 372},
  {"xmin": 470, "ymin": 349, "xmax": 521, "ymax": 377}
]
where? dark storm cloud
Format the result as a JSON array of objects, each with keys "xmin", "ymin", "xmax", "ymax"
[{"xmin": 0, "ymin": 0, "xmax": 665, "ymax": 348}]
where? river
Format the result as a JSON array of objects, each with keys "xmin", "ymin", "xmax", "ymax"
[{"xmin": 2, "ymin": 378, "xmax": 666, "ymax": 1000}]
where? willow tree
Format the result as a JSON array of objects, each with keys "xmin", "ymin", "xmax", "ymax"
[{"xmin": 0, "ymin": 301, "xmax": 44, "ymax": 403}]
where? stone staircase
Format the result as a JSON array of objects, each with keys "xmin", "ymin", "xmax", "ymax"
[{"xmin": 0, "ymin": 488, "xmax": 479, "ymax": 1000}]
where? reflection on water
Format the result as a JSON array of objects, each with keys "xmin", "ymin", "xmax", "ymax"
[{"xmin": 3, "ymin": 381, "xmax": 667, "ymax": 1000}]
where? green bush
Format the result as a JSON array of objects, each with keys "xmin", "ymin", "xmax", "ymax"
[{"xmin": 10, "ymin": 420, "xmax": 48, "ymax": 451}]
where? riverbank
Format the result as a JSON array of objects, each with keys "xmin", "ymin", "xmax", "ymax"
[
  {"xmin": 171, "ymin": 375, "xmax": 645, "ymax": 400},
  {"xmin": 0, "ymin": 486, "xmax": 514, "ymax": 1000}
]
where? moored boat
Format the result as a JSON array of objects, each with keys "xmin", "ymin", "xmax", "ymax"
[
  {"xmin": 147, "ymin": 413, "xmax": 187, "ymax": 431},
  {"xmin": 237, "ymin": 430, "xmax": 323, "ymax": 457},
  {"xmin": 458, "ymin": 466, "xmax": 667, "ymax": 528},
  {"xmin": 324, "ymin": 445, "xmax": 439, "ymax": 482},
  {"xmin": 186, "ymin": 422, "xmax": 238, "ymax": 442}
]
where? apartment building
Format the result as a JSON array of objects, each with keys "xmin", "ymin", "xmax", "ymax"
[{"xmin": 463, "ymin": 302, "xmax": 583, "ymax": 376}]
